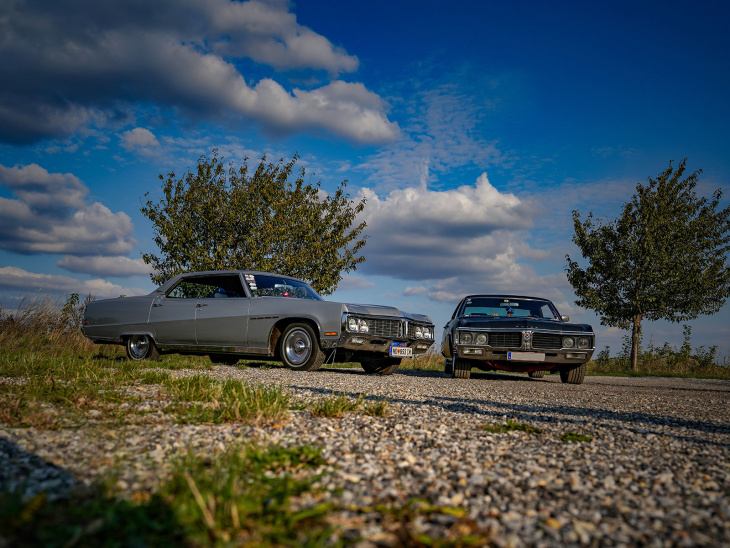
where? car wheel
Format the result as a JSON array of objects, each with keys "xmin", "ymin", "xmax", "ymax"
[
  {"xmin": 444, "ymin": 357, "xmax": 454, "ymax": 375},
  {"xmin": 279, "ymin": 323, "xmax": 325, "ymax": 371},
  {"xmin": 361, "ymin": 357, "xmax": 401, "ymax": 375},
  {"xmin": 453, "ymin": 358, "xmax": 471, "ymax": 379},
  {"xmin": 560, "ymin": 363, "xmax": 586, "ymax": 384},
  {"xmin": 209, "ymin": 354, "xmax": 240, "ymax": 366},
  {"xmin": 126, "ymin": 334, "xmax": 160, "ymax": 361},
  {"xmin": 528, "ymin": 370, "xmax": 545, "ymax": 379}
]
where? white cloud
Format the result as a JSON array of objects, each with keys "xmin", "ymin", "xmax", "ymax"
[
  {"xmin": 358, "ymin": 172, "xmax": 544, "ymax": 281},
  {"xmin": 337, "ymin": 275, "xmax": 376, "ymax": 291},
  {"xmin": 403, "ymin": 286, "xmax": 427, "ymax": 296},
  {"xmin": 0, "ymin": 266, "xmax": 147, "ymax": 298},
  {"xmin": 121, "ymin": 127, "xmax": 160, "ymax": 149},
  {"xmin": 0, "ymin": 162, "xmax": 137, "ymax": 256},
  {"xmin": 58, "ymin": 256, "xmax": 153, "ymax": 277},
  {"xmin": 0, "ymin": 0, "xmax": 395, "ymax": 145}
]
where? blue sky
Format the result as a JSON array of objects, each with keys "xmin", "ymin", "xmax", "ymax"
[{"xmin": 1, "ymin": 0, "xmax": 729, "ymax": 357}]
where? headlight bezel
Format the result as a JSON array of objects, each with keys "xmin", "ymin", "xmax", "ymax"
[
  {"xmin": 345, "ymin": 316, "xmax": 369, "ymax": 334},
  {"xmin": 562, "ymin": 336, "xmax": 575, "ymax": 348}
]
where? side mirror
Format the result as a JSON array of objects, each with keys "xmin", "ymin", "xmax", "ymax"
[{"xmin": 561, "ymin": 315, "xmax": 569, "ymax": 322}]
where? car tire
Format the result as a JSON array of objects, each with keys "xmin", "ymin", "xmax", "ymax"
[
  {"xmin": 560, "ymin": 363, "xmax": 586, "ymax": 384},
  {"xmin": 453, "ymin": 358, "xmax": 471, "ymax": 379},
  {"xmin": 360, "ymin": 357, "xmax": 401, "ymax": 375},
  {"xmin": 444, "ymin": 357, "xmax": 454, "ymax": 375},
  {"xmin": 126, "ymin": 334, "xmax": 160, "ymax": 361},
  {"xmin": 279, "ymin": 323, "xmax": 325, "ymax": 371},
  {"xmin": 528, "ymin": 370, "xmax": 545, "ymax": 379},
  {"xmin": 209, "ymin": 354, "xmax": 240, "ymax": 366}
]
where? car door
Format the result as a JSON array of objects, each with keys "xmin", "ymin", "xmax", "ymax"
[
  {"xmin": 194, "ymin": 274, "xmax": 249, "ymax": 347},
  {"xmin": 148, "ymin": 292, "xmax": 197, "ymax": 345}
]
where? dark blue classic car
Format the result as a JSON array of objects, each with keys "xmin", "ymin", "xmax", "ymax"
[{"xmin": 441, "ymin": 295, "xmax": 595, "ymax": 384}]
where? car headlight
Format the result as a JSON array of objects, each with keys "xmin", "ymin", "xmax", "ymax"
[
  {"xmin": 460, "ymin": 332, "xmax": 473, "ymax": 344},
  {"xmin": 347, "ymin": 317, "xmax": 359, "ymax": 332},
  {"xmin": 577, "ymin": 336, "xmax": 591, "ymax": 349},
  {"xmin": 563, "ymin": 336, "xmax": 575, "ymax": 348},
  {"xmin": 475, "ymin": 333, "xmax": 488, "ymax": 345},
  {"xmin": 415, "ymin": 326, "xmax": 423, "ymax": 338},
  {"xmin": 347, "ymin": 317, "xmax": 369, "ymax": 333},
  {"xmin": 424, "ymin": 327, "xmax": 433, "ymax": 339}
]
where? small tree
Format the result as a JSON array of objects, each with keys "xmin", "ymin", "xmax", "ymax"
[
  {"xmin": 565, "ymin": 159, "xmax": 730, "ymax": 370},
  {"xmin": 141, "ymin": 151, "xmax": 367, "ymax": 295}
]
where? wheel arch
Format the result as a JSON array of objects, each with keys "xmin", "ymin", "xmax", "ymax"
[{"xmin": 268, "ymin": 316, "xmax": 322, "ymax": 357}]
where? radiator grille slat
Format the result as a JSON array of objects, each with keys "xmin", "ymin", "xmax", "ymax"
[
  {"xmin": 488, "ymin": 332, "xmax": 522, "ymax": 348},
  {"xmin": 369, "ymin": 318, "xmax": 402, "ymax": 338},
  {"xmin": 532, "ymin": 333, "xmax": 563, "ymax": 349}
]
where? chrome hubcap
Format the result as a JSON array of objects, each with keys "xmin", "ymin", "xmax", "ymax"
[
  {"xmin": 284, "ymin": 329, "xmax": 311, "ymax": 366},
  {"xmin": 129, "ymin": 335, "xmax": 149, "ymax": 359}
]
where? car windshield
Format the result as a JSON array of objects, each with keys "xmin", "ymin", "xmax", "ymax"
[
  {"xmin": 461, "ymin": 297, "xmax": 560, "ymax": 320},
  {"xmin": 244, "ymin": 274, "xmax": 323, "ymax": 300}
]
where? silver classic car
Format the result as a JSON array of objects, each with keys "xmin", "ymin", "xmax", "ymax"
[
  {"xmin": 442, "ymin": 295, "xmax": 595, "ymax": 384},
  {"xmin": 83, "ymin": 270, "xmax": 435, "ymax": 374}
]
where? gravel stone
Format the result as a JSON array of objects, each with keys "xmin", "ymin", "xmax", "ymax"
[{"xmin": 2, "ymin": 366, "xmax": 730, "ymax": 545}]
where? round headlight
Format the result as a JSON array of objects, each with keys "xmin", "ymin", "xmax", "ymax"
[
  {"xmin": 415, "ymin": 326, "xmax": 423, "ymax": 338},
  {"xmin": 577, "ymin": 337, "xmax": 590, "ymax": 349},
  {"xmin": 563, "ymin": 336, "xmax": 575, "ymax": 348},
  {"xmin": 359, "ymin": 319, "xmax": 369, "ymax": 333},
  {"xmin": 425, "ymin": 327, "xmax": 432, "ymax": 339},
  {"xmin": 347, "ymin": 317, "xmax": 358, "ymax": 332},
  {"xmin": 475, "ymin": 333, "xmax": 487, "ymax": 345},
  {"xmin": 460, "ymin": 332, "xmax": 473, "ymax": 344}
]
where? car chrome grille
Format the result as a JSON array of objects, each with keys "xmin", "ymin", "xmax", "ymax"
[
  {"xmin": 532, "ymin": 333, "xmax": 563, "ymax": 349},
  {"xmin": 369, "ymin": 318, "xmax": 403, "ymax": 338},
  {"xmin": 488, "ymin": 332, "xmax": 522, "ymax": 348}
]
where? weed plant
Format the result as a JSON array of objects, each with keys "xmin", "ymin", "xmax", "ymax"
[{"xmin": 310, "ymin": 392, "xmax": 364, "ymax": 418}]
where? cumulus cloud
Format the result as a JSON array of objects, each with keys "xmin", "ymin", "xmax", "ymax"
[
  {"xmin": 0, "ymin": 163, "xmax": 137, "ymax": 256},
  {"xmin": 337, "ymin": 275, "xmax": 376, "ymax": 291},
  {"xmin": 0, "ymin": 0, "xmax": 397, "ymax": 145},
  {"xmin": 354, "ymin": 172, "xmax": 565, "ymax": 305},
  {"xmin": 0, "ymin": 266, "xmax": 147, "ymax": 298},
  {"xmin": 58, "ymin": 256, "xmax": 152, "ymax": 277},
  {"xmin": 121, "ymin": 127, "xmax": 160, "ymax": 150}
]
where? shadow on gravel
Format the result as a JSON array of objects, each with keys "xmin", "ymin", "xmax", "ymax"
[
  {"xmin": 0, "ymin": 436, "xmax": 186, "ymax": 546},
  {"xmin": 288, "ymin": 370, "xmax": 730, "ymax": 448}
]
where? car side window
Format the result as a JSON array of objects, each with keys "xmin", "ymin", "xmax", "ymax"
[
  {"xmin": 166, "ymin": 275, "xmax": 246, "ymax": 299},
  {"xmin": 244, "ymin": 274, "xmax": 322, "ymax": 300}
]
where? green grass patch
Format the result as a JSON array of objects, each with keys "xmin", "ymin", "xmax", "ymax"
[
  {"xmin": 362, "ymin": 397, "xmax": 390, "ymax": 417},
  {"xmin": 0, "ymin": 443, "xmax": 336, "ymax": 548},
  {"xmin": 310, "ymin": 392, "xmax": 364, "ymax": 418},
  {"xmin": 481, "ymin": 420, "xmax": 542, "ymax": 435},
  {"xmin": 166, "ymin": 379, "xmax": 292, "ymax": 425},
  {"xmin": 560, "ymin": 432, "xmax": 593, "ymax": 443}
]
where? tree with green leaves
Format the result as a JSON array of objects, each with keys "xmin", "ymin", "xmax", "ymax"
[
  {"xmin": 140, "ymin": 151, "xmax": 367, "ymax": 295},
  {"xmin": 565, "ymin": 159, "xmax": 730, "ymax": 370}
]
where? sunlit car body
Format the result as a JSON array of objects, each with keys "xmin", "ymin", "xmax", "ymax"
[
  {"xmin": 83, "ymin": 270, "xmax": 435, "ymax": 374},
  {"xmin": 441, "ymin": 295, "xmax": 595, "ymax": 384}
]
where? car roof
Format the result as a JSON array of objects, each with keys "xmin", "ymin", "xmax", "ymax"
[
  {"xmin": 462, "ymin": 295, "xmax": 552, "ymax": 301},
  {"xmin": 153, "ymin": 270, "xmax": 307, "ymax": 293}
]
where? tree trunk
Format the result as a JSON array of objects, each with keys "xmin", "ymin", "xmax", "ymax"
[{"xmin": 630, "ymin": 315, "xmax": 643, "ymax": 371}]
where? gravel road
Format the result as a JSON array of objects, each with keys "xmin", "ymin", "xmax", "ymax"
[{"xmin": 3, "ymin": 365, "xmax": 730, "ymax": 546}]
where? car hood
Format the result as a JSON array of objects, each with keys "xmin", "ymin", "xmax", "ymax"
[
  {"xmin": 343, "ymin": 302, "xmax": 432, "ymax": 324},
  {"xmin": 457, "ymin": 316, "xmax": 593, "ymax": 333}
]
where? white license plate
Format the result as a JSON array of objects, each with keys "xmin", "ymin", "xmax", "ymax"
[
  {"xmin": 507, "ymin": 352, "xmax": 545, "ymax": 362},
  {"xmin": 390, "ymin": 345, "xmax": 412, "ymax": 357}
]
